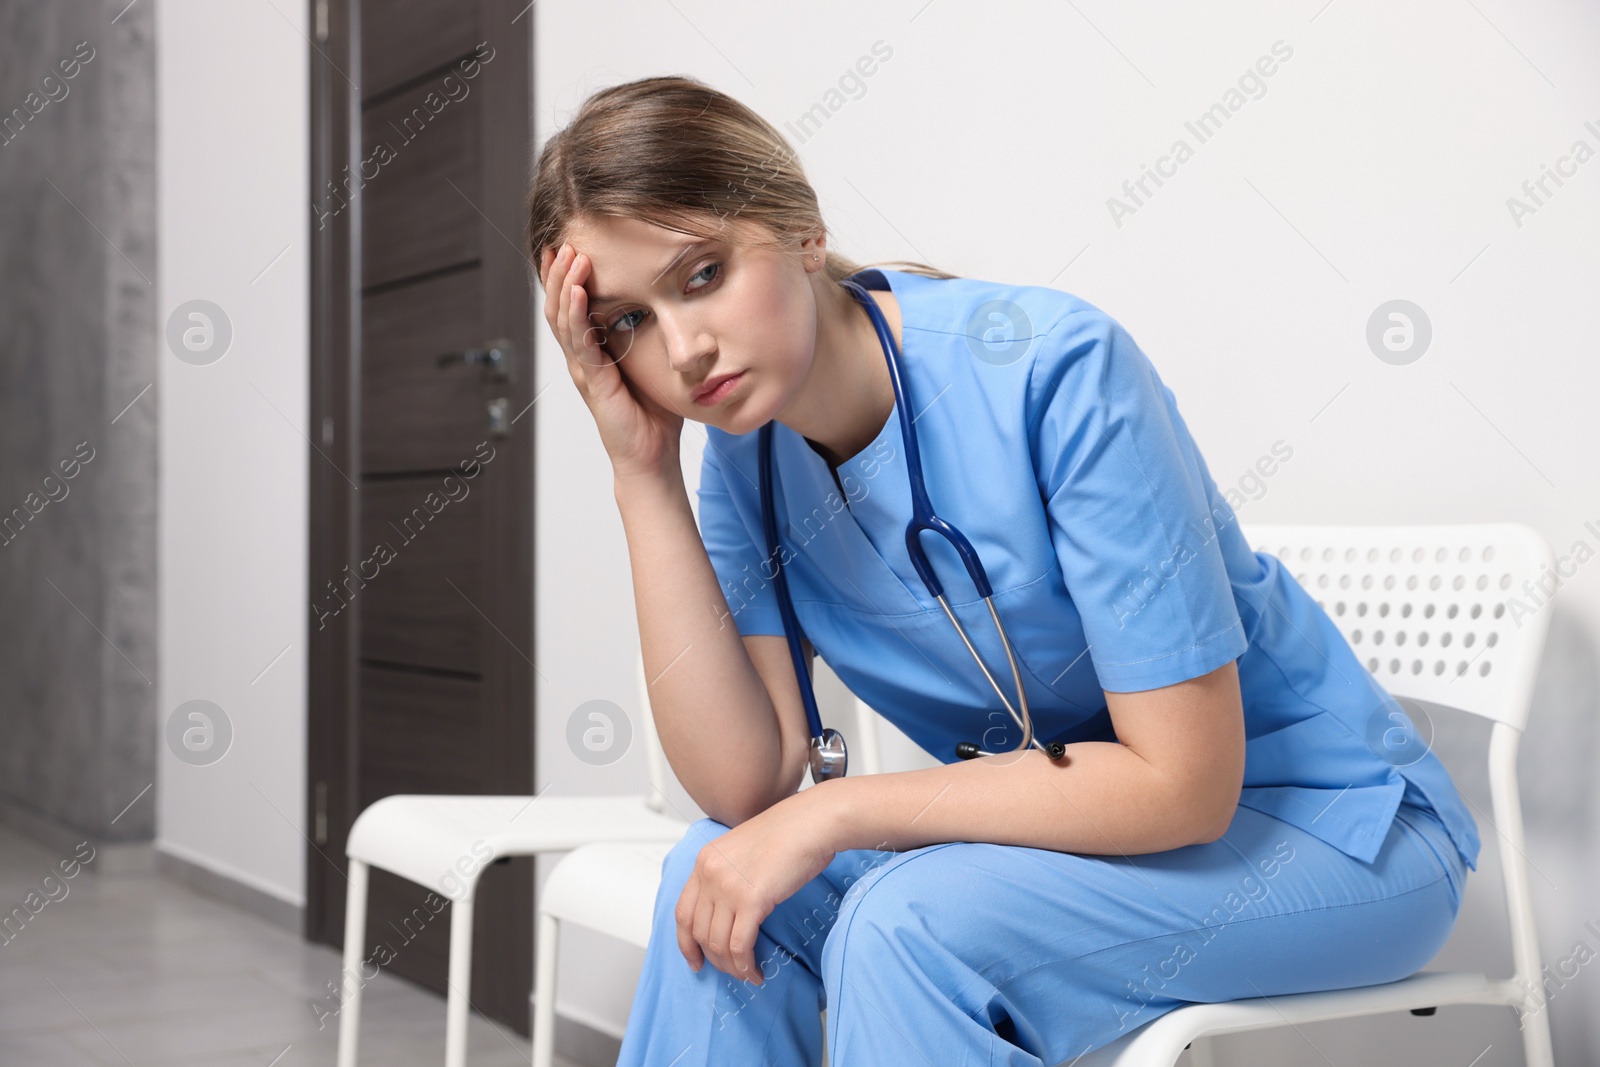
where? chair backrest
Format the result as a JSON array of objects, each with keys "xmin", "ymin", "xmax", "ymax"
[
  {"xmin": 850, "ymin": 695, "xmax": 886, "ymax": 777},
  {"xmin": 635, "ymin": 653, "xmax": 674, "ymax": 815},
  {"xmin": 1240, "ymin": 522, "xmax": 1553, "ymax": 731},
  {"xmin": 1240, "ymin": 521, "xmax": 1555, "ymax": 1013}
]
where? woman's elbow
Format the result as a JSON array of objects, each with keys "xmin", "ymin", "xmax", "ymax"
[{"xmin": 1189, "ymin": 785, "xmax": 1242, "ymax": 845}]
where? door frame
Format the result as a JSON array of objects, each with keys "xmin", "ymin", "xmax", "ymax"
[{"xmin": 305, "ymin": 0, "xmax": 358, "ymax": 948}]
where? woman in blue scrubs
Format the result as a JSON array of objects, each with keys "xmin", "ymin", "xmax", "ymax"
[{"xmin": 529, "ymin": 75, "xmax": 1477, "ymax": 1066}]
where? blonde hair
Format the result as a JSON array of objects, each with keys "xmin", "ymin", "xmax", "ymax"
[{"xmin": 525, "ymin": 74, "xmax": 953, "ymax": 287}]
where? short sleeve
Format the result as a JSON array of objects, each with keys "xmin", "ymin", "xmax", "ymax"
[
  {"xmin": 1028, "ymin": 307, "xmax": 1248, "ymax": 692},
  {"xmin": 695, "ymin": 434, "xmax": 787, "ymax": 638}
]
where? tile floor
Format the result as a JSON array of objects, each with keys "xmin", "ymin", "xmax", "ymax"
[{"xmin": 0, "ymin": 823, "xmax": 586, "ymax": 1066}]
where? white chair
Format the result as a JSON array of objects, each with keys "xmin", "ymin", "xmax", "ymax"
[
  {"xmin": 531, "ymin": 691, "xmax": 886, "ymax": 1067},
  {"xmin": 536, "ymin": 522, "xmax": 1557, "ymax": 1067},
  {"xmin": 1073, "ymin": 522, "xmax": 1557, "ymax": 1066},
  {"xmin": 335, "ymin": 655, "xmax": 692, "ymax": 1067}
]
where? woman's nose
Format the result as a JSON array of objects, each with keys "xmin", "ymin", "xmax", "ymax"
[{"xmin": 658, "ymin": 313, "xmax": 715, "ymax": 373}]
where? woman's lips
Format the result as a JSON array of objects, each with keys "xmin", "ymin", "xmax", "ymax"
[{"xmin": 693, "ymin": 371, "xmax": 745, "ymax": 407}]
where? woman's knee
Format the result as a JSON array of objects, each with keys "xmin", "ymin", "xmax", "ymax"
[{"xmin": 819, "ymin": 844, "xmax": 967, "ymax": 984}]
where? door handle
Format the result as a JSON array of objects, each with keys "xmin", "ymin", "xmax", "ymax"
[
  {"xmin": 436, "ymin": 337, "xmax": 513, "ymax": 381},
  {"xmin": 486, "ymin": 397, "xmax": 509, "ymax": 438}
]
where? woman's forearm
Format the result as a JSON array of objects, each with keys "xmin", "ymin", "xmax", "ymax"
[
  {"xmin": 613, "ymin": 466, "xmax": 788, "ymax": 825},
  {"xmin": 807, "ymin": 742, "xmax": 1236, "ymax": 857}
]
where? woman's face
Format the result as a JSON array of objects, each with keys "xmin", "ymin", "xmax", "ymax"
[{"xmin": 561, "ymin": 214, "xmax": 820, "ymax": 434}]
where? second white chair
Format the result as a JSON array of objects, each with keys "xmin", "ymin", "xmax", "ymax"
[{"xmin": 335, "ymin": 655, "xmax": 692, "ymax": 1067}]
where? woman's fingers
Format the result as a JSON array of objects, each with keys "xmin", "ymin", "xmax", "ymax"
[
  {"xmin": 691, "ymin": 890, "xmax": 719, "ymax": 973},
  {"xmin": 565, "ymin": 255, "xmax": 607, "ymax": 369},
  {"xmin": 553, "ymin": 249, "xmax": 573, "ymax": 357},
  {"xmin": 538, "ymin": 241, "xmax": 679, "ymax": 474},
  {"xmin": 542, "ymin": 246, "xmax": 565, "ymax": 347},
  {"xmin": 575, "ymin": 256, "xmax": 619, "ymax": 368},
  {"xmin": 705, "ymin": 897, "xmax": 738, "ymax": 980},
  {"xmin": 728, "ymin": 907, "xmax": 764, "ymax": 986},
  {"xmin": 541, "ymin": 243, "xmax": 570, "ymax": 331},
  {"xmin": 673, "ymin": 856, "xmax": 769, "ymax": 984},
  {"xmin": 674, "ymin": 874, "xmax": 704, "ymax": 972},
  {"xmin": 543, "ymin": 247, "xmax": 627, "ymax": 399},
  {"xmin": 547, "ymin": 244, "xmax": 589, "ymax": 377}
]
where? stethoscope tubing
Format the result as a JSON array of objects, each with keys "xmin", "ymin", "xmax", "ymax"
[
  {"xmin": 757, "ymin": 416, "xmax": 826, "ymax": 743},
  {"xmin": 757, "ymin": 276, "xmax": 1063, "ymax": 779}
]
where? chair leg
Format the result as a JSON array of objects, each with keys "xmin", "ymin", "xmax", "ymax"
[
  {"xmin": 1520, "ymin": 1004, "xmax": 1556, "ymax": 1067},
  {"xmin": 445, "ymin": 893, "xmax": 476, "ymax": 1067},
  {"xmin": 335, "ymin": 859, "xmax": 369, "ymax": 1067},
  {"xmin": 531, "ymin": 912, "xmax": 560, "ymax": 1067}
]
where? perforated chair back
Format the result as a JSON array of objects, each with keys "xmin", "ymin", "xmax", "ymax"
[{"xmin": 1241, "ymin": 522, "xmax": 1552, "ymax": 730}]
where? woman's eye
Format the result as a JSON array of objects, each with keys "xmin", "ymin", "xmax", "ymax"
[
  {"xmin": 687, "ymin": 261, "xmax": 720, "ymax": 290},
  {"xmin": 608, "ymin": 309, "xmax": 647, "ymax": 334},
  {"xmin": 606, "ymin": 261, "xmax": 722, "ymax": 335}
]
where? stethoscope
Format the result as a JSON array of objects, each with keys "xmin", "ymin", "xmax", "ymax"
[{"xmin": 758, "ymin": 275, "xmax": 1068, "ymax": 784}]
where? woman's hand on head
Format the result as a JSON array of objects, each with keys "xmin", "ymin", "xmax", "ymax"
[{"xmin": 540, "ymin": 242, "xmax": 685, "ymax": 480}]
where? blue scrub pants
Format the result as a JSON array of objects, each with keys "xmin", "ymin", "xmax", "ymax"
[{"xmin": 615, "ymin": 800, "xmax": 1466, "ymax": 1066}]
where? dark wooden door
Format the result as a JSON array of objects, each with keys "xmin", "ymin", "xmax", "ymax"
[{"xmin": 307, "ymin": 0, "xmax": 536, "ymax": 1035}]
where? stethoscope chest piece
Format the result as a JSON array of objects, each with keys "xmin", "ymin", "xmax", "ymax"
[{"xmin": 809, "ymin": 727, "xmax": 848, "ymax": 784}]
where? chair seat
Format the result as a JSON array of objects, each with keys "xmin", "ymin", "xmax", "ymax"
[
  {"xmin": 347, "ymin": 794, "xmax": 689, "ymax": 894},
  {"xmin": 535, "ymin": 852, "xmax": 1513, "ymax": 1066},
  {"xmin": 1071, "ymin": 969, "xmax": 1513, "ymax": 1065},
  {"xmin": 541, "ymin": 840, "xmax": 680, "ymax": 949}
]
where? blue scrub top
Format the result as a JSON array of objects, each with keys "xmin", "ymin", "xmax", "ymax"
[{"xmin": 695, "ymin": 266, "xmax": 1480, "ymax": 872}]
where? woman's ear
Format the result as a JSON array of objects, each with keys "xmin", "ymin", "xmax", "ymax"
[{"xmin": 799, "ymin": 232, "xmax": 827, "ymax": 272}]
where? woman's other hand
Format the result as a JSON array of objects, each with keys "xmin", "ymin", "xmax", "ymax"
[{"xmin": 674, "ymin": 788, "xmax": 842, "ymax": 986}]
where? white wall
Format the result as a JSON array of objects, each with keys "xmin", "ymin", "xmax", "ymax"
[
  {"xmin": 156, "ymin": 0, "xmax": 309, "ymax": 909},
  {"xmin": 534, "ymin": 0, "xmax": 1600, "ymax": 1061}
]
